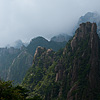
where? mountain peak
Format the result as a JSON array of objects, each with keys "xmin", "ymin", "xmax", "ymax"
[
  {"xmin": 73, "ymin": 12, "xmax": 100, "ymax": 36},
  {"xmin": 22, "ymin": 22, "xmax": 100, "ymax": 100},
  {"xmin": 51, "ymin": 33, "xmax": 72, "ymax": 42},
  {"xmin": 34, "ymin": 46, "xmax": 46, "ymax": 59},
  {"xmin": 71, "ymin": 22, "xmax": 98, "ymax": 50},
  {"xmin": 79, "ymin": 12, "xmax": 100, "ymax": 24},
  {"xmin": 67, "ymin": 22, "xmax": 100, "ymax": 100}
]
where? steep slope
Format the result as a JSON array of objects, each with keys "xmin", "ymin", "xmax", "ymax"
[
  {"xmin": 0, "ymin": 36, "xmax": 66, "ymax": 84},
  {"xmin": 7, "ymin": 50, "xmax": 33, "ymax": 84},
  {"xmin": 0, "ymin": 46, "xmax": 33, "ymax": 85},
  {"xmin": 22, "ymin": 46, "xmax": 56, "ymax": 98},
  {"xmin": 63, "ymin": 22, "xmax": 100, "ymax": 100},
  {"xmin": 22, "ymin": 22, "xmax": 100, "ymax": 100},
  {"xmin": 27, "ymin": 36, "xmax": 66, "ymax": 55},
  {"xmin": 0, "ymin": 47, "xmax": 20, "ymax": 80}
]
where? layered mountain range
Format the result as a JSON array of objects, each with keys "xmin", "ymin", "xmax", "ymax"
[
  {"xmin": 0, "ymin": 36, "xmax": 67, "ymax": 84},
  {"xmin": 0, "ymin": 12, "xmax": 100, "ymax": 100},
  {"xmin": 22, "ymin": 22, "xmax": 100, "ymax": 100}
]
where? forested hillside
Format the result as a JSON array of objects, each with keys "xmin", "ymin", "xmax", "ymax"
[{"xmin": 22, "ymin": 22, "xmax": 100, "ymax": 100}]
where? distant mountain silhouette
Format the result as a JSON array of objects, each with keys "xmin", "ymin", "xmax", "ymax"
[{"xmin": 51, "ymin": 33, "xmax": 72, "ymax": 42}]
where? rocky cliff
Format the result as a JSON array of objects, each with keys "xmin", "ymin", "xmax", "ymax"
[
  {"xmin": 22, "ymin": 46, "xmax": 56, "ymax": 93},
  {"xmin": 73, "ymin": 12, "xmax": 100, "ymax": 37},
  {"xmin": 0, "ymin": 47, "xmax": 20, "ymax": 80},
  {"xmin": 65, "ymin": 22, "xmax": 100, "ymax": 100},
  {"xmin": 22, "ymin": 22, "xmax": 100, "ymax": 100},
  {"xmin": 7, "ymin": 50, "xmax": 33, "ymax": 84}
]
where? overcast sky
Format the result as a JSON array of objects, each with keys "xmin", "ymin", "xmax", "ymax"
[{"xmin": 0, "ymin": 0, "xmax": 100, "ymax": 47}]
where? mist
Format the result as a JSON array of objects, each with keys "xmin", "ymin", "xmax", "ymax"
[{"xmin": 0, "ymin": 0, "xmax": 100, "ymax": 47}]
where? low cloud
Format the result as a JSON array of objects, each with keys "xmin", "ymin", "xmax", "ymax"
[{"xmin": 0, "ymin": 0, "xmax": 100, "ymax": 47}]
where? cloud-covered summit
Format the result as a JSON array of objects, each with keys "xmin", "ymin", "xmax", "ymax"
[{"xmin": 0, "ymin": 0, "xmax": 100, "ymax": 47}]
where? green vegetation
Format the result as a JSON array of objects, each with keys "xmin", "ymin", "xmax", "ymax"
[
  {"xmin": 22, "ymin": 48, "xmax": 57, "ymax": 99},
  {"xmin": 0, "ymin": 80, "xmax": 42, "ymax": 100},
  {"xmin": 7, "ymin": 51, "xmax": 33, "ymax": 84},
  {"xmin": 0, "ymin": 36, "xmax": 67, "ymax": 85},
  {"xmin": 22, "ymin": 23, "xmax": 100, "ymax": 100},
  {"xmin": 27, "ymin": 36, "xmax": 66, "ymax": 55},
  {"xmin": 0, "ymin": 23, "xmax": 100, "ymax": 100}
]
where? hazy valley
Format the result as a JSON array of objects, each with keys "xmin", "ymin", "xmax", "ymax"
[{"xmin": 0, "ymin": 12, "xmax": 100, "ymax": 100}]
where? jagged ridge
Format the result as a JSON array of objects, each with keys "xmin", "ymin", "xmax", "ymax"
[{"xmin": 22, "ymin": 22, "xmax": 100, "ymax": 100}]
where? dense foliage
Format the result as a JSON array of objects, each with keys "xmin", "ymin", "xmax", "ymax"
[
  {"xmin": 0, "ymin": 80, "xmax": 42, "ymax": 100},
  {"xmin": 27, "ymin": 36, "xmax": 67, "ymax": 55},
  {"xmin": 22, "ymin": 23, "xmax": 100, "ymax": 100},
  {"xmin": 0, "ymin": 36, "xmax": 67, "ymax": 85}
]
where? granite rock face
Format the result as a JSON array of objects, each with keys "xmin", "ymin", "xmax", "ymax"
[
  {"xmin": 71, "ymin": 22, "xmax": 97, "ymax": 50},
  {"xmin": 66, "ymin": 22, "xmax": 100, "ymax": 100},
  {"xmin": 22, "ymin": 22, "xmax": 100, "ymax": 100},
  {"xmin": 55, "ymin": 22, "xmax": 100, "ymax": 100},
  {"xmin": 73, "ymin": 12, "xmax": 100, "ymax": 37}
]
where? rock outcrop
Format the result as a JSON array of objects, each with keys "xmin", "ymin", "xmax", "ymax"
[
  {"xmin": 22, "ymin": 22, "xmax": 100, "ymax": 100},
  {"xmin": 73, "ymin": 12, "xmax": 100, "ymax": 37},
  {"xmin": 22, "ymin": 47, "xmax": 56, "ymax": 93},
  {"xmin": 66, "ymin": 22, "xmax": 100, "ymax": 100},
  {"xmin": 54, "ymin": 22, "xmax": 100, "ymax": 100}
]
